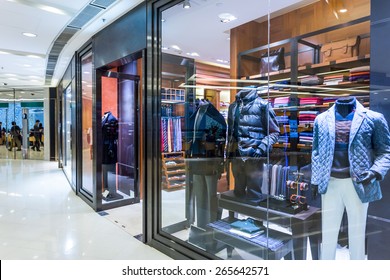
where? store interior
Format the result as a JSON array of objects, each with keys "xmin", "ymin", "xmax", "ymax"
[{"xmin": 156, "ymin": 0, "xmax": 374, "ymax": 260}]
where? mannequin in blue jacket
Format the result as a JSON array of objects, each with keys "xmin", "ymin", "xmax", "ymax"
[
  {"xmin": 227, "ymin": 88, "xmax": 280, "ymax": 203},
  {"xmin": 311, "ymin": 97, "xmax": 390, "ymax": 260}
]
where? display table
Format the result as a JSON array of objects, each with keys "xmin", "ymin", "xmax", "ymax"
[
  {"xmin": 218, "ymin": 190, "xmax": 321, "ymax": 260},
  {"xmin": 208, "ymin": 218, "xmax": 294, "ymax": 260}
]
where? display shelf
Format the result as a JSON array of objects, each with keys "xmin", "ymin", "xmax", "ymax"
[
  {"xmin": 298, "ymin": 54, "xmax": 370, "ymax": 75},
  {"xmin": 162, "ymin": 151, "xmax": 186, "ymax": 190},
  {"xmin": 161, "ymin": 87, "xmax": 185, "ymax": 102},
  {"xmin": 297, "ymin": 144, "xmax": 312, "ymax": 150},
  {"xmin": 273, "ymin": 143, "xmax": 291, "ymax": 149}
]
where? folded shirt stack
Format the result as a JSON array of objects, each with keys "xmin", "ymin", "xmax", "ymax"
[
  {"xmin": 349, "ymin": 65, "xmax": 370, "ymax": 82},
  {"xmin": 298, "ymin": 110, "xmax": 318, "ymax": 125},
  {"xmin": 273, "ymin": 96, "xmax": 290, "ymax": 108},
  {"xmin": 275, "ymin": 115, "xmax": 289, "ymax": 125},
  {"xmin": 300, "ymin": 75, "xmax": 323, "ymax": 86},
  {"xmin": 299, "ymin": 131, "xmax": 314, "ymax": 144},
  {"xmin": 323, "ymin": 73, "xmax": 349, "ymax": 85},
  {"xmin": 299, "ymin": 97, "xmax": 323, "ymax": 106},
  {"xmin": 278, "ymin": 133, "xmax": 289, "ymax": 144},
  {"xmin": 322, "ymin": 97, "xmax": 337, "ymax": 106}
]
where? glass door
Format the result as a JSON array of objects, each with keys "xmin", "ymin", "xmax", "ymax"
[
  {"xmin": 0, "ymin": 89, "xmax": 45, "ymax": 160},
  {"xmin": 99, "ymin": 61, "xmax": 140, "ymax": 206}
]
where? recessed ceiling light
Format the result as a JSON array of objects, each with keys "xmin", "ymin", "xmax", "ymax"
[
  {"xmin": 216, "ymin": 59, "xmax": 229, "ymax": 64},
  {"xmin": 183, "ymin": 0, "xmax": 191, "ymax": 9},
  {"xmin": 39, "ymin": 5, "xmax": 66, "ymax": 15},
  {"xmin": 186, "ymin": 52, "xmax": 200, "ymax": 57},
  {"xmin": 218, "ymin": 13, "xmax": 237, "ymax": 23},
  {"xmin": 22, "ymin": 32, "xmax": 37, "ymax": 38},
  {"xmin": 171, "ymin": 45, "xmax": 181, "ymax": 51}
]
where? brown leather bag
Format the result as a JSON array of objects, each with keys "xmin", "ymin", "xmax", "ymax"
[{"xmin": 321, "ymin": 36, "xmax": 361, "ymax": 62}]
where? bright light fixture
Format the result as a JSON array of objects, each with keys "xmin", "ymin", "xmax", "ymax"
[
  {"xmin": 39, "ymin": 5, "xmax": 66, "ymax": 15},
  {"xmin": 183, "ymin": 0, "xmax": 191, "ymax": 9},
  {"xmin": 218, "ymin": 13, "xmax": 237, "ymax": 23},
  {"xmin": 171, "ymin": 45, "xmax": 181, "ymax": 51},
  {"xmin": 22, "ymin": 32, "xmax": 37, "ymax": 38},
  {"xmin": 186, "ymin": 52, "xmax": 200, "ymax": 57},
  {"xmin": 339, "ymin": 8, "xmax": 348, "ymax": 13}
]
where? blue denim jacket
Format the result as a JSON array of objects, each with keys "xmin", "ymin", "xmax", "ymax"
[{"xmin": 311, "ymin": 100, "xmax": 390, "ymax": 203}]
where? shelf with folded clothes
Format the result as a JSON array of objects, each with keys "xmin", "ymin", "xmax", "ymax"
[
  {"xmin": 297, "ymin": 54, "xmax": 370, "ymax": 76},
  {"xmin": 162, "ymin": 151, "xmax": 186, "ymax": 190},
  {"xmin": 240, "ymin": 68, "xmax": 292, "ymax": 81}
]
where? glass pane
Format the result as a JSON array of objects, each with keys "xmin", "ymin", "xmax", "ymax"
[
  {"xmin": 63, "ymin": 86, "xmax": 73, "ymax": 181},
  {"xmin": 100, "ymin": 61, "xmax": 139, "ymax": 204},
  {"xmin": 81, "ymin": 51, "xmax": 94, "ymax": 195},
  {"xmin": 159, "ymin": 0, "xmax": 374, "ymax": 260},
  {"xmin": 0, "ymin": 90, "xmax": 44, "ymax": 160}
]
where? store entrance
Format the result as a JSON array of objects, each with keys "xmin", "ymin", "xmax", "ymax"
[
  {"xmin": 100, "ymin": 62, "xmax": 140, "ymax": 205},
  {"xmin": 97, "ymin": 57, "xmax": 143, "ymax": 238},
  {"xmin": 0, "ymin": 89, "xmax": 45, "ymax": 161}
]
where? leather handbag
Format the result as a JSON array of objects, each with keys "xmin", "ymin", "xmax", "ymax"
[
  {"xmin": 260, "ymin": 47, "xmax": 286, "ymax": 74},
  {"xmin": 321, "ymin": 36, "xmax": 361, "ymax": 62}
]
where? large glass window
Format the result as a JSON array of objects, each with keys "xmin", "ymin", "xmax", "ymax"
[
  {"xmin": 158, "ymin": 0, "xmax": 380, "ymax": 260},
  {"xmin": 62, "ymin": 85, "xmax": 73, "ymax": 182}
]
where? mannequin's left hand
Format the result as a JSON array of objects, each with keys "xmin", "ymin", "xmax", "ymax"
[{"xmin": 356, "ymin": 171, "xmax": 376, "ymax": 186}]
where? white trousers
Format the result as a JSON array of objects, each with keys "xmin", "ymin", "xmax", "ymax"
[{"xmin": 321, "ymin": 177, "xmax": 369, "ymax": 260}]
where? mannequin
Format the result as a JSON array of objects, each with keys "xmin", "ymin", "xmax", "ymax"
[
  {"xmin": 102, "ymin": 111, "xmax": 120, "ymax": 199},
  {"xmin": 311, "ymin": 97, "xmax": 390, "ymax": 259},
  {"xmin": 188, "ymin": 101, "xmax": 226, "ymax": 229},
  {"xmin": 227, "ymin": 88, "xmax": 279, "ymax": 203}
]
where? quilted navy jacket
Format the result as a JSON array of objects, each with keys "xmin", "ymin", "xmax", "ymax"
[
  {"xmin": 227, "ymin": 88, "xmax": 280, "ymax": 157},
  {"xmin": 311, "ymin": 100, "xmax": 390, "ymax": 203}
]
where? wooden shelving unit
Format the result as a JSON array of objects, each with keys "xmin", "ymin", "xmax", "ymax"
[{"xmin": 161, "ymin": 151, "xmax": 186, "ymax": 189}]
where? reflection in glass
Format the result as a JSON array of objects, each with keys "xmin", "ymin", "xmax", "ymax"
[
  {"xmin": 81, "ymin": 51, "xmax": 93, "ymax": 195},
  {"xmin": 63, "ymin": 86, "xmax": 72, "ymax": 181},
  {"xmin": 100, "ymin": 61, "xmax": 139, "ymax": 204}
]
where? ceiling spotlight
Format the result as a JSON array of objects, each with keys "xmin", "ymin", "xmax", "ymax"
[
  {"xmin": 218, "ymin": 13, "xmax": 237, "ymax": 23},
  {"xmin": 183, "ymin": 0, "xmax": 191, "ymax": 9},
  {"xmin": 22, "ymin": 32, "xmax": 37, "ymax": 37}
]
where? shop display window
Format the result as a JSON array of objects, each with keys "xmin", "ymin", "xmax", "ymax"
[{"xmin": 157, "ymin": 0, "xmax": 390, "ymax": 260}]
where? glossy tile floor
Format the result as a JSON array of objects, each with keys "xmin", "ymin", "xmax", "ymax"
[{"xmin": 0, "ymin": 159, "xmax": 171, "ymax": 260}]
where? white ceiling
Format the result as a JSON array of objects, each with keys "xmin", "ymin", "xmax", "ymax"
[{"xmin": 0, "ymin": 0, "xmax": 318, "ymax": 100}]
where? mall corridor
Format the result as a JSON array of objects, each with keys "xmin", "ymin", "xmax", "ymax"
[{"xmin": 0, "ymin": 159, "xmax": 170, "ymax": 260}]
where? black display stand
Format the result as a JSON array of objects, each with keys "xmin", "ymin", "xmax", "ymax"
[
  {"xmin": 208, "ymin": 218, "xmax": 294, "ymax": 260},
  {"xmin": 218, "ymin": 190, "xmax": 321, "ymax": 260}
]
